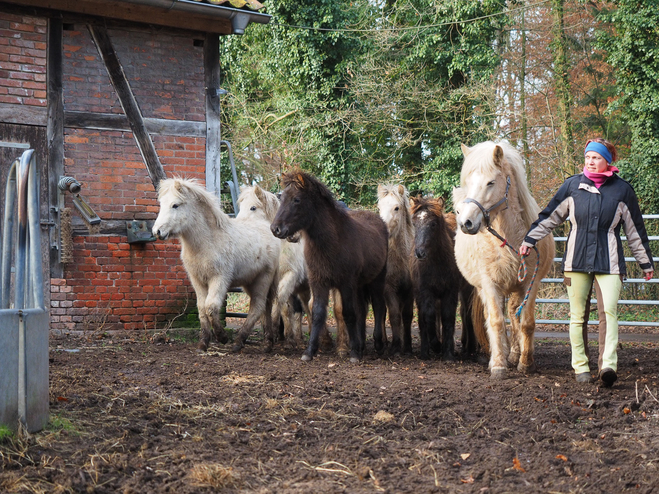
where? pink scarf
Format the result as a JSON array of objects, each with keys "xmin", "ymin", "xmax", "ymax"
[{"xmin": 583, "ymin": 165, "xmax": 619, "ymax": 189}]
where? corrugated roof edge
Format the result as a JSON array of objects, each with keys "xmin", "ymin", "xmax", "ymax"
[{"xmin": 116, "ymin": 0, "xmax": 271, "ymax": 33}]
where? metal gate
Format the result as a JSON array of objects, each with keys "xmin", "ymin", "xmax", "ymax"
[
  {"xmin": 0, "ymin": 149, "xmax": 49, "ymax": 433},
  {"xmin": 536, "ymin": 215, "xmax": 659, "ymax": 327}
]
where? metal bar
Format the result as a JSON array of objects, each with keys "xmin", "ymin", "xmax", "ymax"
[
  {"xmin": 0, "ymin": 142, "xmax": 31, "ymax": 149},
  {"xmin": 537, "ymin": 298, "xmax": 659, "ymax": 305},
  {"xmin": 542, "ymin": 278, "xmax": 659, "ymax": 284},
  {"xmin": 536, "ymin": 319, "xmax": 659, "ymax": 327},
  {"xmin": 1, "ymin": 160, "xmax": 18, "ymax": 309}
]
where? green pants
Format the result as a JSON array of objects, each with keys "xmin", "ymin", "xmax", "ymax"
[{"xmin": 565, "ymin": 272, "xmax": 623, "ymax": 374}]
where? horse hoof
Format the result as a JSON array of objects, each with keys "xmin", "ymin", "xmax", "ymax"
[
  {"xmin": 214, "ymin": 330, "xmax": 229, "ymax": 344},
  {"xmin": 518, "ymin": 362, "xmax": 537, "ymax": 374},
  {"xmin": 263, "ymin": 342, "xmax": 274, "ymax": 353},
  {"xmin": 349, "ymin": 356, "xmax": 361, "ymax": 364},
  {"xmin": 490, "ymin": 368, "xmax": 507, "ymax": 380},
  {"xmin": 442, "ymin": 353, "xmax": 456, "ymax": 363},
  {"xmin": 419, "ymin": 352, "xmax": 431, "ymax": 361},
  {"xmin": 301, "ymin": 354, "xmax": 313, "ymax": 362},
  {"xmin": 197, "ymin": 342, "xmax": 208, "ymax": 352},
  {"xmin": 231, "ymin": 342, "xmax": 244, "ymax": 353},
  {"xmin": 508, "ymin": 351, "xmax": 521, "ymax": 366}
]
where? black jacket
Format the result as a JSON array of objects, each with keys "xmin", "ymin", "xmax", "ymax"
[{"xmin": 522, "ymin": 173, "xmax": 653, "ymax": 276}]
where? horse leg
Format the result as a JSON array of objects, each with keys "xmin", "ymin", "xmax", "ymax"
[
  {"xmin": 459, "ymin": 283, "xmax": 476, "ymax": 356},
  {"xmin": 338, "ymin": 286, "xmax": 362, "ymax": 363},
  {"xmin": 416, "ymin": 292, "xmax": 436, "ymax": 360},
  {"xmin": 371, "ymin": 271, "xmax": 388, "ymax": 357},
  {"xmin": 516, "ymin": 286, "xmax": 539, "ymax": 374},
  {"xmin": 200, "ymin": 278, "xmax": 230, "ymax": 351},
  {"xmin": 385, "ymin": 289, "xmax": 403, "ymax": 356},
  {"xmin": 302, "ymin": 287, "xmax": 329, "ymax": 361},
  {"xmin": 332, "ymin": 289, "xmax": 349, "ymax": 357},
  {"xmin": 261, "ymin": 281, "xmax": 276, "ymax": 353},
  {"xmin": 232, "ymin": 276, "xmax": 271, "ymax": 352},
  {"xmin": 507, "ymin": 293, "xmax": 523, "ymax": 367},
  {"xmin": 401, "ymin": 288, "xmax": 414, "ymax": 354},
  {"xmin": 439, "ymin": 292, "xmax": 458, "ymax": 361},
  {"xmin": 482, "ymin": 287, "xmax": 509, "ymax": 379}
]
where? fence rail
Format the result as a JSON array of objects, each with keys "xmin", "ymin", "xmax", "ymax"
[{"xmin": 536, "ymin": 214, "xmax": 658, "ymax": 327}]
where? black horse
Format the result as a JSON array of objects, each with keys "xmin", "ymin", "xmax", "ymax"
[
  {"xmin": 410, "ymin": 195, "xmax": 479, "ymax": 360},
  {"xmin": 270, "ymin": 171, "xmax": 388, "ymax": 363}
]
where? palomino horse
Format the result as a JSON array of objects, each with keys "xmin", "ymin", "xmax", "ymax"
[
  {"xmin": 271, "ymin": 171, "xmax": 388, "ymax": 363},
  {"xmin": 453, "ymin": 141, "xmax": 555, "ymax": 379},
  {"xmin": 377, "ymin": 184, "xmax": 415, "ymax": 355},
  {"xmin": 153, "ymin": 178, "xmax": 280, "ymax": 352},
  {"xmin": 410, "ymin": 195, "xmax": 480, "ymax": 360}
]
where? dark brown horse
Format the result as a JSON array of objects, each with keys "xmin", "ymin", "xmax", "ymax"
[
  {"xmin": 410, "ymin": 196, "xmax": 480, "ymax": 360},
  {"xmin": 270, "ymin": 171, "xmax": 388, "ymax": 363}
]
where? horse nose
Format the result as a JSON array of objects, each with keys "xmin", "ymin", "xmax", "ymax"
[
  {"xmin": 271, "ymin": 223, "xmax": 285, "ymax": 238},
  {"xmin": 459, "ymin": 219, "xmax": 479, "ymax": 235},
  {"xmin": 415, "ymin": 248, "xmax": 426, "ymax": 260}
]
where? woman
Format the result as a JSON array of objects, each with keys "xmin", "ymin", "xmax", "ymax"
[{"xmin": 520, "ymin": 138, "xmax": 654, "ymax": 386}]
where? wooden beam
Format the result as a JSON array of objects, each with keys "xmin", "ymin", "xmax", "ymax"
[
  {"xmin": 204, "ymin": 33, "xmax": 222, "ymax": 196},
  {"xmin": 2, "ymin": 0, "xmax": 232, "ymax": 34},
  {"xmin": 64, "ymin": 111, "xmax": 206, "ymax": 137},
  {"xmin": 88, "ymin": 25, "xmax": 167, "ymax": 190},
  {"xmin": 0, "ymin": 103, "xmax": 47, "ymax": 127},
  {"xmin": 47, "ymin": 18, "xmax": 64, "ymax": 278}
]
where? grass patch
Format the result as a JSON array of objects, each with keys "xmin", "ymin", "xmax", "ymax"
[
  {"xmin": 46, "ymin": 414, "xmax": 80, "ymax": 436},
  {"xmin": 0, "ymin": 425, "xmax": 13, "ymax": 443}
]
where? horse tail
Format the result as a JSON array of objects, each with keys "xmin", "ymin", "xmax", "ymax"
[{"xmin": 470, "ymin": 288, "xmax": 489, "ymax": 355}]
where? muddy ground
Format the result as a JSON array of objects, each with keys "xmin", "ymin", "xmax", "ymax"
[{"xmin": 2, "ymin": 325, "xmax": 659, "ymax": 494}]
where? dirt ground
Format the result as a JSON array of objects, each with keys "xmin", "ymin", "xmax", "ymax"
[{"xmin": 3, "ymin": 324, "xmax": 659, "ymax": 494}]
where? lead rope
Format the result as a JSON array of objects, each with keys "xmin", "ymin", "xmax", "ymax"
[{"xmin": 485, "ymin": 225, "xmax": 540, "ymax": 319}]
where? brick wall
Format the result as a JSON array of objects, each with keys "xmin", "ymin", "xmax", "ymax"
[
  {"xmin": 50, "ymin": 25, "xmax": 208, "ymax": 332},
  {"xmin": 0, "ymin": 12, "xmax": 47, "ymax": 106}
]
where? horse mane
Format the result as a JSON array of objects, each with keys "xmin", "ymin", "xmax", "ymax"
[
  {"xmin": 238, "ymin": 185, "xmax": 281, "ymax": 221},
  {"xmin": 460, "ymin": 140, "xmax": 540, "ymax": 227},
  {"xmin": 158, "ymin": 177, "xmax": 227, "ymax": 228},
  {"xmin": 281, "ymin": 170, "xmax": 343, "ymax": 212}
]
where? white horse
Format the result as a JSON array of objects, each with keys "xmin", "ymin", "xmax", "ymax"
[
  {"xmin": 377, "ymin": 184, "xmax": 415, "ymax": 355},
  {"xmin": 236, "ymin": 184, "xmax": 311, "ymax": 349},
  {"xmin": 152, "ymin": 178, "xmax": 280, "ymax": 352},
  {"xmin": 453, "ymin": 141, "xmax": 555, "ymax": 379}
]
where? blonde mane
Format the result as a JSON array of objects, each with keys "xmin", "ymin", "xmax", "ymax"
[
  {"xmin": 460, "ymin": 140, "xmax": 540, "ymax": 228},
  {"xmin": 157, "ymin": 177, "xmax": 227, "ymax": 229}
]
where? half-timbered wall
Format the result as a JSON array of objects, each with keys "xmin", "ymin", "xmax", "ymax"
[{"xmin": 2, "ymin": 13, "xmax": 210, "ymax": 332}]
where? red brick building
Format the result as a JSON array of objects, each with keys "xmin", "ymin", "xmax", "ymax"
[{"xmin": 0, "ymin": 0, "xmax": 269, "ymax": 332}]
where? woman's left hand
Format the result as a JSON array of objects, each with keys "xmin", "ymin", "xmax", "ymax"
[{"xmin": 644, "ymin": 270, "xmax": 654, "ymax": 281}]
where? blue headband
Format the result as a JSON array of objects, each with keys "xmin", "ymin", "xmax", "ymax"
[{"xmin": 584, "ymin": 142, "xmax": 612, "ymax": 164}]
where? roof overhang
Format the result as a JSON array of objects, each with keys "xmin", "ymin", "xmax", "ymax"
[
  {"xmin": 116, "ymin": 0, "xmax": 271, "ymax": 34},
  {"xmin": 2, "ymin": 0, "xmax": 271, "ymax": 34}
]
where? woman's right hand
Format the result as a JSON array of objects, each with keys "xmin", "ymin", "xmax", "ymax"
[{"xmin": 519, "ymin": 245, "xmax": 531, "ymax": 257}]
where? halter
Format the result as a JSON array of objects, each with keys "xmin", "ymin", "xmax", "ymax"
[
  {"xmin": 462, "ymin": 175, "xmax": 538, "ymax": 319},
  {"xmin": 462, "ymin": 175, "xmax": 511, "ymax": 228}
]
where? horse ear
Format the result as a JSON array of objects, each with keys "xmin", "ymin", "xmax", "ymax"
[
  {"xmin": 397, "ymin": 184, "xmax": 406, "ymax": 197},
  {"xmin": 377, "ymin": 184, "xmax": 387, "ymax": 198},
  {"xmin": 461, "ymin": 143, "xmax": 471, "ymax": 157},
  {"xmin": 295, "ymin": 173, "xmax": 306, "ymax": 188},
  {"xmin": 254, "ymin": 184, "xmax": 265, "ymax": 201},
  {"xmin": 493, "ymin": 145, "xmax": 504, "ymax": 168},
  {"xmin": 437, "ymin": 196, "xmax": 445, "ymax": 210}
]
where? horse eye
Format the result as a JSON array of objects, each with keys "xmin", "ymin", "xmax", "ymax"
[
  {"xmin": 487, "ymin": 181, "xmax": 495, "ymax": 187},
  {"xmin": 172, "ymin": 203, "xmax": 179, "ymax": 209},
  {"xmin": 394, "ymin": 206, "xmax": 400, "ymax": 211},
  {"xmin": 293, "ymin": 197, "xmax": 301, "ymax": 205},
  {"xmin": 250, "ymin": 206, "xmax": 257, "ymax": 211}
]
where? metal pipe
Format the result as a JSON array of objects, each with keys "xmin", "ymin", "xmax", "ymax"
[{"xmin": 1, "ymin": 160, "xmax": 17, "ymax": 309}]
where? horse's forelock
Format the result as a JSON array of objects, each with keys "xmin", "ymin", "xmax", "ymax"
[{"xmin": 411, "ymin": 195, "xmax": 445, "ymax": 218}]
